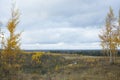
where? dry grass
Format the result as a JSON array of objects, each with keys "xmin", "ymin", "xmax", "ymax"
[{"xmin": 1, "ymin": 53, "xmax": 120, "ymax": 80}]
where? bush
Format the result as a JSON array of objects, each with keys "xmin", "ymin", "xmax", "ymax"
[{"xmin": 22, "ymin": 52, "xmax": 65, "ymax": 74}]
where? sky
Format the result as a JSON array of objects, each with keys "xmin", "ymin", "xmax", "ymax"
[{"xmin": 0, "ymin": 0, "xmax": 120, "ymax": 50}]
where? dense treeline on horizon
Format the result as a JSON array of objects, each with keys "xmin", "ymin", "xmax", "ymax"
[{"xmin": 23, "ymin": 50, "xmax": 120, "ymax": 56}]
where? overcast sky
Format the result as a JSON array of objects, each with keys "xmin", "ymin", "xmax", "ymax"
[{"xmin": 0, "ymin": 0, "xmax": 120, "ymax": 50}]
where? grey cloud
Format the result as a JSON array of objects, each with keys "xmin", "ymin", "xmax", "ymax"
[
  {"xmin": 21, "ymin": 27, "xmax": 100, "ymax": 45},
  {"xmin": 17, "ymin": 0, "xmax": 120, "ymax": 30},
  {"xmin": 0, "ymin": 0, "xmax": 120, "ymax": 49}
]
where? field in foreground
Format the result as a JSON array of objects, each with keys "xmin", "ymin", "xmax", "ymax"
[{"xmin": 15, "ymin": 52, "xmax": 120, "ymax": 80}]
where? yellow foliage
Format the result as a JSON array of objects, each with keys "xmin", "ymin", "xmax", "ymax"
[
  {"xmin": 86, "ymin": 58, "xmax": 96, "ymax": 63},
  {"xmin": 32, "ymin": 52, "xmax": 45, "ymax": 64},
  {"xmin": 99, "ymin": 7, "xmax": 119, "ymax": 64},
  {"xmin": 0, "ymin": 3, "xmax": 22, "ymax": 80},
  {"xmin": 2, "ymin": 4, "xmax": 21, "ymax": 59},
  {"xmin": 55, "ymin": 65, "xmax": 59, "ymax": 71}
]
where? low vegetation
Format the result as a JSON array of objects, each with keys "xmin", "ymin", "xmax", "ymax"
[{"xmin": 16, "ymin": 52, "xmax": 120, "ymax": 80}]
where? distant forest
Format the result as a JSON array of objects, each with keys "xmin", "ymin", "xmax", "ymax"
[{"xmin": 24, "ymin": 50, "xmax": 120, "ymax": 56}]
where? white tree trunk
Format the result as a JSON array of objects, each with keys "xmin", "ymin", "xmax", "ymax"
[{"xmin": 110, "ymin": 51, "xmax": 114, "ymax": 64}]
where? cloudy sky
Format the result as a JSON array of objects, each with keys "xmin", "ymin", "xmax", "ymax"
[{"xmin": 0, "ymin": 0, "xmax": 120, "ymax": 50}]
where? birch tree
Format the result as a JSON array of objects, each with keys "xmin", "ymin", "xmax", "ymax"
[
  {"xmin": 117, "ymin": 10, "xmax": 120, "ymax": 45},
  {"xmin": 99, "ymin": 7, "xmax": 117, "ymax": 64}
]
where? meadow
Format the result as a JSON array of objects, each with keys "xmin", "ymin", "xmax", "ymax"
[
  {"xmin": 1, "ymin": 1, "xmax": 120, "ymax": 80},
  {"xmin": 13, "ymin": 51, "xmax": 120, "ymax": 80}
]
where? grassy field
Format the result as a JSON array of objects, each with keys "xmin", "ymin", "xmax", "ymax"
[{"xmin": 16, "ymin": 52, "xmax": 120, "ymax": 80}]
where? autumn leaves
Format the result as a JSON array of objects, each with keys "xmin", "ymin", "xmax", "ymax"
[{"xmin": 99, "ymin": 7, "xmax": 120, "ymax": 64}]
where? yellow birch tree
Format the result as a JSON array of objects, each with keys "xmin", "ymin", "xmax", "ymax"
[{"xmin": 99, "ymin": 7, "xmax": 117, "ymax": 64}]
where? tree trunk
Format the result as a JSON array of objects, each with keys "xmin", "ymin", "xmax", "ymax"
[{"xmin": 110, "ymin": 51, "xmax": 114, "ymax": 64}]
